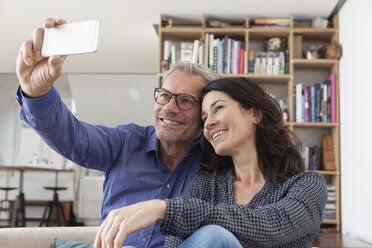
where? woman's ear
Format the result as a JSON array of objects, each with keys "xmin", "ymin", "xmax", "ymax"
[{"xmin": 253, "ymin": 109, "xmax": 263, "ymax": 125}]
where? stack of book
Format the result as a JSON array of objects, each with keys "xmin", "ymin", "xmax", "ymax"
[
  {"xmin": 297, "ymin": 142, "xmax": 321, "ymax": 170},
  {"xmin": 162, "ymin": 40, "xmax": 202, "ymax": 71},
  {"xmin": 251, "ymin": 17, "xmax": 290, "ymax": 28},
  {"xmin": 324, "ymin": 185, "xmax": 337, "ymax": 220},
  {"xmin": 204, "ymin": 34, "xmax": 245, "ymax": 74},
  {"xmin": 248, "ymin": 50, "xmax": 289, "ymax": 75},
  {"xmin": 294, "ymin": 19, "xmax": 311, "ymax": 28},
  {"xmin": 293, "ymin": 74, "xmax": 337, "ymax": 123}
]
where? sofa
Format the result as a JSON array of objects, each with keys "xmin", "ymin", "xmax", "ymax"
[{"xmin": 0, "ymin": 226, "xmax": 99, "ymax": 248}]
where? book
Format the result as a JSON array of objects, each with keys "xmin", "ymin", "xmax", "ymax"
[
  {"xmin": 223, "ymin": 35, "xmax": 228, "ymax": 74},
  {"xmin": 248, "ymin": 51, "xmax": 255, "ymax": 73},
  {"xmin": 239, "ymin": 49, "xmax": 245, "ymax": 74},
  {"xmin": 204, "ymin": 33, "xmax": 209, "ymax": 67},
  {"xmin": 296, "ymin": 83, "xmax": 302, "ymax": 122},
  {"xmin": 266, "ymin": 52, "xmax": 273, "ymax": 75},
  {"xmin": 304, "ymin": 87, "xmax": 309, "ymax": 122},
  {"xmin": 260, "ymin": 52, "xmax": 267, "ymax": 75},
  {"xmin": 217, "ymin": 39, "xmax": 223, "ymax": 74},
  {"xmin": 279, "ymin": 51, "xmax": 285, "ymax": 75},
  {"xmin": 191, "ymin": 39, "xmax": 200, "ymax": 63},
  {"xmin": 254, "ymin": 51, "xmax": 261, "ymax": 74},
  {"xmin": 180, "ymin": 42, "xmax": 193, "ymax": 62},
  {"xmin": 329, "ymin": 74, "xmax": 337, "ymax": 122},
  {"xmin": 209, "ymin": 34, "xmax": 214, "ymax": 70},
  {"xmin": 273, "ymin": 52, "xmax": 280, "ymax": 75}
]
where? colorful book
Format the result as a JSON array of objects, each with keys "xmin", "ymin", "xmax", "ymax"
[
  {"xmin": 329, "ymin": 74, "xmax": 337, "ymax": 122},
  {"xmin": 296, "ymin": 83, "xmax": 302, "ymax": 122},
  {"xmin": 304, "ymin": 87, "xmax": 309, "ymax": 122}
]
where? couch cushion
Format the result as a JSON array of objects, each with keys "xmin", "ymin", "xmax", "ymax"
[{"xmin": 53, "ymin": 238, "xmax": 93, "ymax": 248}]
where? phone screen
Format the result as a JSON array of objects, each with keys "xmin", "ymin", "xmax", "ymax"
[{"xmin": 41, "ymin": 20, "xmax": 101, "ymax": 56}]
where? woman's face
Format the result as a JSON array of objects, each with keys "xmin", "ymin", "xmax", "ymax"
[{"xmin": 201, "ymin": 91, "xmax": 259, "ymax": 157}]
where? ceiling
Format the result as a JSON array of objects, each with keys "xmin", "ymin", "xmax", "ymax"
[{"xmin": 0, "ymin": 0, "xmax": 340, "ymax": 74}]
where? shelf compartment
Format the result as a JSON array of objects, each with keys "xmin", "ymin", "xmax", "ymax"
[
  {"xmin": 293, "ymin": 28, "xmax": 338, "ymax": 39},
  {"xmin": 292, "ymin": 59, "xmax": 338, "ymax": 69},
  {"xmin": 292, "ymin": 122, "xmax": 339, "ymax": 128},
  {"xmin": 249, "ymin": 28, "xmax": 291, "ymax": 39},
  {"xmin": 306, "ymin": 170, "xmax": 340, "ymax": 175}
]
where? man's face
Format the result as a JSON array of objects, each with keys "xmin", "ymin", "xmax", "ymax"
[{"xmin": 153, "ymin": 70, "xmax": 208, "ymax": 145}]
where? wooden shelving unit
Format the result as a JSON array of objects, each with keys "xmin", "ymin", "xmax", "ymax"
[{"xmin": 157, "ymin": 14, "xmax": 341, "ymax": 231}]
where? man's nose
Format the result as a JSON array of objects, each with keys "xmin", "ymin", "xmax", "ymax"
[{"xmin": 163, "ymin": 96, "xmax": 180, "ymax": 113}]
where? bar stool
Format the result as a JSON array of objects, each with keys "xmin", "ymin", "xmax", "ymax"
[
  {"xmin": 0, "ymin": 187, "xmax": 18, "ymax": 227},
  {"xmin": 39, "ymin": 171, "xmax": 67, "ymax": 227},
  {"xmin": 0, "ymin": 167, "xmax": 26, "ymax": 227}
]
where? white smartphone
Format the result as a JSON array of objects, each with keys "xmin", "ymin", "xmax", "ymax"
[{"xmin": 41, "ymin": 20, "xmax": 101, "ymax": 56}]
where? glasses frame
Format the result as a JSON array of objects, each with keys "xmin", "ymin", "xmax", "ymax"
[{"xmin": 154, "ymin": 88, "xmax": 200, "ymax": 111}]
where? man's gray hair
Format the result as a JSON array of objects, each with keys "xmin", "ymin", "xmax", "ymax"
[{"xmin": 161, "ymin": 62, "xmax": 218, "ymax": 85}]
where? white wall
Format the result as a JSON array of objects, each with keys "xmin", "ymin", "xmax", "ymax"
[
  {"xmin": 68, "ymin": 74, "xmax": 156, "ymax": 127},
  {"xmin": 0, "ymin": 77, "xmax": 19, "ymax": 165},
  {"xmin": 340, "ymin": 0, "xmax": 372, "ymax": 244}
]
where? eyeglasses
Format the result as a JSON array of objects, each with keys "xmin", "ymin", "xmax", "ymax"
[{"xmin": 154, "ymin": 88, "xmax": 200, "ymax": 111}]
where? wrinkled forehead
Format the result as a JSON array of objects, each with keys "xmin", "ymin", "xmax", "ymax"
[{"xmin": 162, "ymin": 71, "xmax": 208, "ymax": 96}]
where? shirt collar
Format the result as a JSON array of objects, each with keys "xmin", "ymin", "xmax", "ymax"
[{"xmin": 145, "ymin": 129, "xmax": 204, "ymax": 154}]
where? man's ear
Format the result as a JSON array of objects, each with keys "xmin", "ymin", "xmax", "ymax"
[{"xmin": 253, "ymin": 109, "xmax": 263, "ymax": 125}]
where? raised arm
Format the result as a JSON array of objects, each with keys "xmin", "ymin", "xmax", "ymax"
[{"xmin": 17, "ymin": 18, "xmax": 67, "ymax": 98}]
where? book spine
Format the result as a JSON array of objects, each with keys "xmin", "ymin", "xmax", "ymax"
[
  {"xmin": 239, "ymin": 49, "xmax": 244, "ymax": 74},
  {"xmin": 323, "ymin": 83, "xmax": 327, "ymax": 122},
  {"xmin": 223, "ymin": 35, "xmax": 228, "ymax": 74},
  {"xmin": 304, "ymin": 87, "xmax": 309, "ymax": 122},
  {"xmin": 204, "ymin": 33, "xmax": 209, "ymax": 67},
  {"xmin": 329, "ymin": 74, "xmax": 337, "ymax": 122},
  {"xmin": 213, "ymin": 43, "xmax": 218, "ymax": 73},
  {"xmin": 248, "ymin": 51, "xmax": 255, "ymax": 73},
  {"xmin": 306, "ymin": 86, "xmax": 311, "ymax": 122},
  {"xmin": 293, "ymin": 85, "xmax": 296, "ymax": 122},
  {"xmin": 266, "ymin": 52, "xmax": 273, "ymax": 75},
  {"xmin": 273, "ymin": 52, "xmax": 280, "ymax": 75},
  {"xmin": 285, "ymin": 49, "xmax": 289, "ymax": 74},
  {"xmin": 227, "ymin": 38, "xmax": 232, "ymax": 74},
  {"xmin": 316, "ymin": 84, "xmax": 321, "ymax": 122},
  {"xmin": 218, "ymin": 40, "xmax": 223, "ymax": 74},
  {"xmin": 260, "ymin": 52, "xmax": 267, "ymax": 75},
  {"xmin": 171, "ymin": 45, "xmax": 176, "ymax": 65},
  {"xmin": 311, "ymin": 84, "xmax": 316, "ymax": 122},
  {"xmin": 209, "ymin": 34, "xmax": 214, "ymax": 70},
  {"xmin": 296, "ymin": 83, "xmax": 302, "ymax": 122},
  {"xmin": 236, "ymin": 41, "xmax": 241, "ymax": 74},
  {"xmin": 279, "ymin": 51, "xmax": 285, "ymax": 75},
  {"xmin": 327, "ymin": 81, "xmax": 331, "ymax": 122},
  {"xmin": 254, "ymin": 51, "xmax": 261, "ymax": 74},
  {"xmin": 191, "ymin": 39, "xmax": 199, "ymax": 63}
]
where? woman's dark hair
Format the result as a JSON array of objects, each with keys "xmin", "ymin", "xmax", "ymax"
[{"xmin": 201, "ymin": 77, "xmax": 304, "ymax": 183}]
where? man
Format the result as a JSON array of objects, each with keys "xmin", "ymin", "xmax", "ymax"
[{"xmin": 16, "ymin": 18, "xmax": 217, "ymax": 247}]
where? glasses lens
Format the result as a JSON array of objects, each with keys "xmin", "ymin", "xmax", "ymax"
[
  {"xmin": 177, "ymin": 95, "xmax": 195, "ymax": 110},
  {"xmin": 155, "ymin": 89, "xmax": 171, "ymax": 104}
]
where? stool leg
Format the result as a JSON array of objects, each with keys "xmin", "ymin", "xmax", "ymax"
[
  {"xmin": 11, "ymin": 196, "xmax": 20, "ymax": 227},
  {"xmin": 19, "ymin": 193, "xmax": 26, "ymax": 227},
  {"xmin": 39, "ymin": 202, "xmax": 50, "ymax": 227},
  {"xmin": 57, "ymin": 202, "xmax": 66, "ymax": 226},
  {"xmin": 46, "ymin": 202, "xmax": 54, "ymax": 227}
]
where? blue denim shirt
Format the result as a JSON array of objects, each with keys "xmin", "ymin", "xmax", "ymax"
[{"xmin": 17, "ymin": 86, "xmax": 203, "ymax": 248}]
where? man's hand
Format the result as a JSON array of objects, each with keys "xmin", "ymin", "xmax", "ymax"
[
  {"xmin": 94, "ymin": 199, "xmax": 166, "ymax": 248},
  {"xmin": 16, "ymin": 18, "xmax": 67, "ymax": 98}
]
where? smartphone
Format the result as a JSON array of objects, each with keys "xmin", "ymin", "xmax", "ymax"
[{"xmin": 41, "ymin": 20, "xmax": 101, "ymax": 56}]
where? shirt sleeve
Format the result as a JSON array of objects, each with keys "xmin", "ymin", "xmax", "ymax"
[
  {"xmin": 161, "ymin": 172, "xmax": 327, "ymax": 247},
  {"xmin": 17, "ymin": 85, "xmax": 123, "ymax": 172}
]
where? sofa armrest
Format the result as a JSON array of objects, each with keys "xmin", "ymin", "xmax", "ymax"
[{"xmin": 0, "ymin": 226, "xmax": 99, "ymax": 248}]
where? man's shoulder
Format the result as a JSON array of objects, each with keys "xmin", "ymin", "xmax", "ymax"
[{"xmin": 116, "ymin": 123, "xmax": 155, "ymax": 137}]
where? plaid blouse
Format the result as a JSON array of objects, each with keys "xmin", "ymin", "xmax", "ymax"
[{"xmin": 161, "ymin": 170, "xmax": 327, "ymax": 248}]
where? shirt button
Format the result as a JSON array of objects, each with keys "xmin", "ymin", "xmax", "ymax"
[
  {"xmin": 166, "ymin": 184, "xmax": 170, "ymax": 189},
  {"xmin": 142, "ymin": 237, "xmax": 147, "ymax": 242}
]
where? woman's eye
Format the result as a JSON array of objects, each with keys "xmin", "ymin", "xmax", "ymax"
[{"xmin": 215, "ymin": 105, "xmax": 223, "ymax": 112}]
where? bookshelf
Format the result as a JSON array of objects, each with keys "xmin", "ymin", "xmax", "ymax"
[{"xmin": 157, "ymin": 14, "xmax": 341, "ymax": 231}]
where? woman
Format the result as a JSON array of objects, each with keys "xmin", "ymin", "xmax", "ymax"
[{"xmin": 94, "ymin": 77, "xmax": 327, "ymax": 248}]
